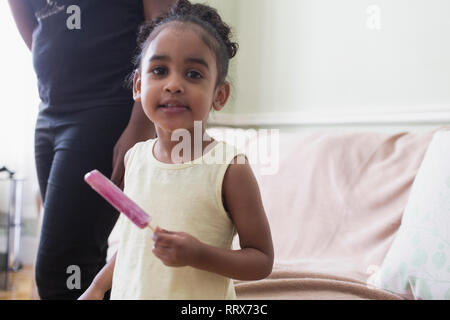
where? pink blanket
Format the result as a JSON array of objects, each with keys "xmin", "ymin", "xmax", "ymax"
[
  {"xmin": 231, "ymin": 129, "xmax": 440, "ymax": 299},
  {"xmin": 108, "ymin": 127, "xmax": 442, "ymax": 299},
  {"xmin": 235, "ymin": 270, "xmax": 402, "ymax": 300}
]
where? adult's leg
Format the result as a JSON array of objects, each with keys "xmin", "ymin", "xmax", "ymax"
[
  {"xmin": 33, "ymin": 113, "xmax": 54, "ymax": 300},
  {"xmin": 34, "ymin": 106, "xmax": 131, "ymax": 299},
  {"xmin": 34, "ymin": 113, "xmax": 54, "ymax": 205}
]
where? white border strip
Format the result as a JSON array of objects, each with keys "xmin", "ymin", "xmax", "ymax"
[{"xmin": 208, "ymin": 108, "xmax": 450, "ymax": 126}]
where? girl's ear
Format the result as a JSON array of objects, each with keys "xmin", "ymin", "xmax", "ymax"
[
  {"xmin": 133, "ymin": 70, "xmax": 142, "ymax": 102},
  {"xmin": 212, "ymin": 82, "xmax": 230, "ymax": 111}
]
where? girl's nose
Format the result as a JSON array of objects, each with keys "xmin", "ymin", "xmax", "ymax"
[{"xmin": 163, "ymin": 75, "xmax": 184, "ymax": 94}]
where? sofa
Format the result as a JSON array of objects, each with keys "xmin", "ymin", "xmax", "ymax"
[{"xmin": 108, "ymin": 125, "xmax": 450, "ymax": 299}]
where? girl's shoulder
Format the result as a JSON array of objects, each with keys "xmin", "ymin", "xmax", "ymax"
[{"xmin": 125, "ymin": 138, "xmax": 156, "ymax": 167}]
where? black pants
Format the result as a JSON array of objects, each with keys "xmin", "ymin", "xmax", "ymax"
[{"xmin": 34, "ymin": 105, "xmax": 132, "ymax": 299}]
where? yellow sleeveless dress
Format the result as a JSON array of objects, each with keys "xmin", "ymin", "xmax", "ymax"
[{"xmin": 110, "ymin": 138, "xmax": 245, "ymax": 299}]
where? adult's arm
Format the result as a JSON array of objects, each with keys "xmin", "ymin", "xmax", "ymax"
[
  {"xmin": 78, "ymin": 252, "xmax": 117, "ymax": 299},
  {"xmin": 7, "ymin": 0, "xmax": 37, "ymax": 50},
  {"xmin": 143, "ymin": 0, "xmax": 177, "ymax": 21},
  {"xmin": 110, "ymin": 1, "xmax": 177, "ymax": 188},
  {"xmin": 110, "ymin": 101, "xmax": 157, "ymax": 189}
]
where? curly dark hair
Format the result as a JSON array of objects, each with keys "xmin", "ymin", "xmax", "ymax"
[{"xmin": 127, "ymin": 0, "xmax": 239, "ymax": 88}]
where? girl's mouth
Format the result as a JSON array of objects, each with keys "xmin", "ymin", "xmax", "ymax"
[{"xmin": 157, "ymin": 104, "xmax": 190, "ymax": 113}]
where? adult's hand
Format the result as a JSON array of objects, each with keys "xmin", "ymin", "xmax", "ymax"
[{"xmin": 111, "ymin": 102, "xmax": 156, "ymax": 189}]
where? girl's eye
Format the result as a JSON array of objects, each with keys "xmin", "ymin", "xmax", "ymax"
[
  {"xmin": 186, "ymin": 70, "xmax": 202, "ymax": 79},
  {"xmin": 151, "ymin": 67, "xmax": 167, "ymax": 76}
]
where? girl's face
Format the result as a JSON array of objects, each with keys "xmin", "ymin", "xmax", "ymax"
[{"xmin": 133, "ymin": 24, "xmax": 230, "ymax": 134}]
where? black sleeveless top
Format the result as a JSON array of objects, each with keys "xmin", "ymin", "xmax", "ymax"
[{"xmin": 28, "ymin": 0, "xmax": 144, "ymax": 113}]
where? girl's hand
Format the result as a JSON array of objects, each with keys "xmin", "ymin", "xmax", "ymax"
[{"xmin": 152, "ymin": 226, "xmax": 204, "ymax": 267}]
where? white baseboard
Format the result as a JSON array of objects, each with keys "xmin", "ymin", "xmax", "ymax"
[{"xmin": 208, "ymin": 108, "xmax": 450, "ymax": 127}]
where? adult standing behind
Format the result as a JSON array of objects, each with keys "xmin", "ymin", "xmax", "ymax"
[{"xmin": 8, "ymin": 0, "xmax": 176, "ymax": 299}]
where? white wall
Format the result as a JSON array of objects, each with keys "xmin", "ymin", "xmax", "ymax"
[
  {"xmin": 206, "ymin": 0, "xmax": 450, "ymax": 126},
  {"xmin": 0, "ymin": 1, "xmax": 40, "ymax": 265},
  {"xmin": 2, "ymin": 0, "xmax": 448, "ymax": 210},
  {"xmin": 0, "ymin": 1, "xmax": 40, "ymax": 212},
  {"xmin": 3, "ymin": 0, "xmax": 450, "ymax": 264}
]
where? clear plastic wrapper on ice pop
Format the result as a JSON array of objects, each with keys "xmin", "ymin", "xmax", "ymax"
[{"xmin": 84, "ymin": 169, "xmax": 151, "ymax": 229}]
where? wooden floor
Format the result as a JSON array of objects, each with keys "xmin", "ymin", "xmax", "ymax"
[{"xmin": 0, "ymin": 265, "xmax": 36, "ymax": 300}]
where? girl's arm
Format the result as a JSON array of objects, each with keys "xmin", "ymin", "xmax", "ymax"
[
  {"xmin": 200, "ymin": 158, "xmax": 274, "ymax": 280},
  {"xmin": 152, "ymin": 157, "xmax": 274, "ymax": 280},
  {"xmin": 7, "ymin": 0, "xmax": 37, "ymax": 50},
  {"xmin": 78, "ymin": 252, "xmax": 117, "ymax": 299}
]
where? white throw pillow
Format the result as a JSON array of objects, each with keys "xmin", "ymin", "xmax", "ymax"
[{"xmin": 368, "ymin": 130, "xmax": 450, "ymax": 300}]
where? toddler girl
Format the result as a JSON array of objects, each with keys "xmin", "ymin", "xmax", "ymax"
[{"xmin": 80, "ymin": 0, "xmax": 273, "ymax": 300}]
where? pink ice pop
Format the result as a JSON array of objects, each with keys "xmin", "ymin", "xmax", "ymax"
[{"xmin": 84, "ymin": 170, "xmax": 152, "ymax": 229}]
